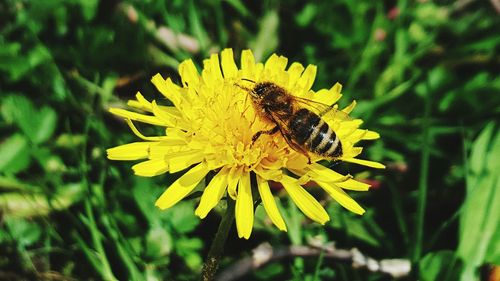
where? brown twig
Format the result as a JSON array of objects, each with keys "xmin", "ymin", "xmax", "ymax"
[{"xmin": 216, "ymin": 242, "xmax": 411, "ymax": 281}]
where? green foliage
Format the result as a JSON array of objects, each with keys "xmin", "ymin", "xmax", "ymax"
[
  {"xmin": 458, "ymin": 122, "xmax": 500, "ymax": 280},
  {"xmin": 1, "ymin": 0, "xmax": 499, "ymax": 280}
]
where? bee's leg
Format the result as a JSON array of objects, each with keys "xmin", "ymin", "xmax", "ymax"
[{"xmin": 252, "ymin": 126, "xmax": 280, "ymax": 143}]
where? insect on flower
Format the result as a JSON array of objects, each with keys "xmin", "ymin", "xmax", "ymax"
[
  {"xmin": 239, "ymin": 80, "xmax": 347, "ymax": 164},
  {"xmin": 107, "ymin": 49, "xmax": 385, "ymax": 239}
]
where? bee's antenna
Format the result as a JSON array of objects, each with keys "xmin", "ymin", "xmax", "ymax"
[
  {"xmin": 235, "ymin": 82, "xmax": 259, "ymax": 98},
  {"xmin": 241, "ymin": 78, "xmax": 256, "ymax": 83}
]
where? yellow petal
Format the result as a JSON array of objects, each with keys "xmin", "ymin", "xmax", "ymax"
[
  {"xmin": 179, "ymin": 59, "xmax": 200, "ymax": 87},
  {"xmin": 132, "ymin": 159, "xmax": 169, "ymax": 177},
  {"xmin": 107, "ymin": 142, "xmax": 155, "ymax": 160},
  {"xmin": 257, "ymin": 175, "xmax": 287, "ymax": 231},
  {"xmin": 202, "ymin": 53, "xmax": 224, "ymax": 87},
  {"xmin": 168, "ymin": 150, "xmax": 205, "ymax": 173},
  {"xmin": 317, "ymin": 181, "xmax": 366, "ymax": 215},
  {"xmin": 296, "ymin": 64, "xmax": 317, "ymax": 92},
  {"xmin": 265, "ymin": 54, "xmax": 288, "ymax": 72},
  {"xmin": 332, "ymin": 82, "xmax": 342, "ymax": 94},
  {"xmin": 335, "ymin": 179, "xmax": 371, "ymax": 191},
  {"xmin": 151, "ymin": 101, "xmax": 187, "ymax": 129},
  {"xmin": 227, "ymin": 166, "xmax": 242, "ymax": 200},
  {"xmin": 362, "ymin": 130, "xmax": 380, "ymax": 140},
  {"xmin": 312, "ymin": 89, "xmax": 337, "ymax": 107},
  {"xmin": 155, "ymin": 162, "xmax": 210, "ymax": 210},
  {"xmin": 127, "ymin": 92, "xmax": 152, "ymax": 111},
  {"xmin": 235, "ymin": 172, "xmax": 253, "ymax": 239},
  {"xmin": 307, "ymin": 163, "xmax": 348, "ymax": 182},
  {"xmin": 124, "ymin": 119, "xmax": 171, "ymax": 141},
  {"xmin": 281, "ymin": 175, "xmax": 329, "ymax": 224},
  {"xmin": 287, "ymin": 62, "xmax": 305, "ymax": 88},
  {"xmin": 149, "ymin": 142, "xmax": 186, "ymax": 158},
  {"xmin": 109, "ymin": 108, "xmax": 167, "ymax": 126},
  {"xmin": 195, "ymin": 167, "xmax": 229, "ymax": 218},
  {"xmin": 151, "ymin": 74, "xmax": 182, "ymax": 107},
  {"xmin": 342, "ymin": 100, "xmax": 357, "ymax": 114},
  {"xmin": 221, "ymin": 48, "xmax": 238, "ymax": 78},
  {"xmin": 241, "ymin": 49, "xmax": 256, "ymax": 79},
  {"xmin": 343, "ymin": 158, "xmax": 386, "ymax": 169}
]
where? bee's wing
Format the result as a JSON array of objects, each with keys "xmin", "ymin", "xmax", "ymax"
[
  {"xmin": 291, "ymin": 95, "xmax": 352, "ymax": 121},
  {"xmin": 266, "ymin": 109, "xmax": 312, "ymax": 157}
]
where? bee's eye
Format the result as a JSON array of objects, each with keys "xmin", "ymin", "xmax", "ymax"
[{"xmin": 255, "ymin": 86, "xmax": 265, "ymax": 95}]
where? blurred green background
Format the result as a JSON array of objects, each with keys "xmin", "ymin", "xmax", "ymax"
[{"xmin": 1, "ymin": 0, "xmax": 499, "ymax": 280}]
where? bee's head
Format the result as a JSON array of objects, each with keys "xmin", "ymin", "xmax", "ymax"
[{"xmin": 253, "ymin": 83, "xmax": 268, "ymax": 97}]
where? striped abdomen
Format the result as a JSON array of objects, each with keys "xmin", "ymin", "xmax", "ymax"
[{"xmin": 288, "ymin": 108, "xmax": 342, "ymax": 158}]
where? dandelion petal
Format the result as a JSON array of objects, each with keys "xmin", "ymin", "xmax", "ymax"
[
  {"xmin": 221, "ymin": 48, "xmax": 238, "ymax": 78},
  {"xmin": 195, "ymin": 168, "xmax": 228, "ymax": 219},
  {"xmin": 281, "ymin": 176, "xmax": 329, "ymax": 224},
  {"xmin": 107, "ymin": 142, "xmax": 154, "ymax": 160},
  {"xmin": 235, "ymin": 172, "xmax": 253, "ymax": 239},
  {"xmin": 155, "ymin": 163, "xmax": 210, "ymax": 210},
  {"xmin": 257, "ymin": 176, "xmax": 287, "ymax": 231},
  {"xmin": 132, "ymin": 159, "xmax": 169, "ymax": 177},
  {"xmin": 343, "ymin": 158, "xmax": 386, "ymax": 169},
  {"xmin": 317, "ymin": 181, "xmax": 366, "ymax": 215}
]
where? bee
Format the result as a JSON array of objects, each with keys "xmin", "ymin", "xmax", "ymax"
[{"xmin": 240, "ymin": 80, "xmax": 344, "ymax": 164}]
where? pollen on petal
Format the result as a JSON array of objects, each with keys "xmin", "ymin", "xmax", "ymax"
[
  {"xmin": 155, "ymin": 162, "xmax": 210, "ymax": 210},
  {"xmin": 235, "ymin": 172, "xmax": 253, "ymax": 239}
]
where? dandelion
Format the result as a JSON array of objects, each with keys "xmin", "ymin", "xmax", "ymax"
[{"xmin": 107, "ymin": 48, "xmax": 384, "ymax": 240}]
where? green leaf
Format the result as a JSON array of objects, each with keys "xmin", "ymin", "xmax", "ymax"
[
  {"xmin": 145, "ymin": 225, "xmax": 173, "ymax": 259},
  {"xmin": 133, "ymin": 179, "xmax": 162, "ymax": 225},
  {"xmin": 164, "ymin": 201, "xmax": 200, "ymax": 234},
  {"xmin": 5, "ymin": 217, "xmax": 42, "ymax": 247},
  {"xmin": 2, "ymin": 95, "xmax": 57, "ymax": 144},
  {"xmin": 420, "ymin": 251, "xmax": 463, "ymax": 281},
  {"xmin": 458, "ymin": 122, "xmax": 500, "ymax": 280},
  {"xmin": 0, "ymin": 134, "xmax": 31, "ymax": 174},
  {"xmin": 175, "ymin": 237, "xmax": 204, "ymax": 270},
  {"xmin": 32, "ymin": 106, "xmax": 57, "ymax": 144}
]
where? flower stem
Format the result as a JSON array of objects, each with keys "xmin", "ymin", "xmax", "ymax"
[{"xmin": 201, "ymin": 198, "xmax": 235, "ymax": 281}]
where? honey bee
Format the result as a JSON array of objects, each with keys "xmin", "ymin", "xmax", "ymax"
[{"xmin": 240, "ymin": 80, "xmax": 344, "ymax": 164}]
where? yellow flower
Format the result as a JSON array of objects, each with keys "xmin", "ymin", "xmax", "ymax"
[{"xmin": 107, "ymin": 48, "xmax": 384, "ymax": 239}]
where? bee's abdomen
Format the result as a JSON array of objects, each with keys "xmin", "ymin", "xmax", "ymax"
[{"xmin": 289, "ymin": 108, "xmax": 343, "ymax": 158}]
